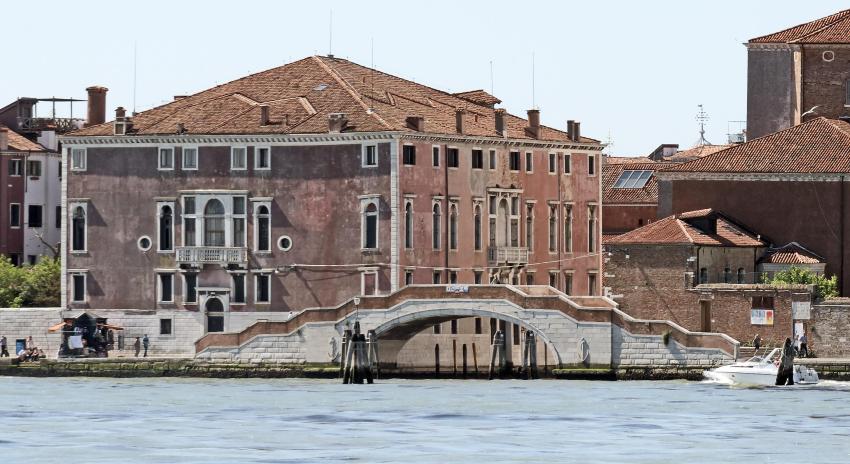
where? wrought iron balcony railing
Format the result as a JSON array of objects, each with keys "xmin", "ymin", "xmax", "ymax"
[
  {"xmin": 176, "ymin": 247, "xmax": 248, "ymax": 265},
  {"xmin": 488, "ymin": 246, "xmax": 529, "ymax": 265}
]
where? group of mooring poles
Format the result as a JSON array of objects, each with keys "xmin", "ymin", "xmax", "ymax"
[
  {"xmin": 340, "ymin": 321, "xmax": 380, "ymax": 384},
  {"xmin": 487, "ymin": 328, "xmax": 539, "ymax": 380}
]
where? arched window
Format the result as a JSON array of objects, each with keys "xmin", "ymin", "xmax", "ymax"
[
  {"xmin": 449, "ymin": 204, "xmax": 458, "ymax": 250},
  {"xmin": 473, "ymin": 205, "xmax": 482, "ymax": 251},
  {"xmin": 737, "ymin": 267, "xmax": 746, "ymax": 284},
  {"xmin": 256, "ymin": 205, "xmax": 270, "ymax": 252},
  {"xmin": 71, "ymin": 205, "xmax": 86, "ymax": 252},
  {"xmin": 432, "ymin": 203, "xmax": 441, "ymax": 250},
  {"xmin": 206, "ymin": 297, "xmax": 224, "ymax": 333},
  {"xmin": 158, "ymin": 205, "xmax": 173, "ymax": 251},
  {"xmin": 548, "ymin": 206, "xmax": 557, "ymax": 252},
  {"xmin": 404, "ymin": 202, "xmax": 413, "ymax": 249},
  {"xmin": 363, "ymin": 203, "xmax": 378, "ymax": 249},
  {"xmin": 204, "ymin": 199, "xmax": 225, "ymax": 247}
]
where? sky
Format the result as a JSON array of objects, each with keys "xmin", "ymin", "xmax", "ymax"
[{"xmin": 3, "ymin": 1, "xmax": 847, "ymax": 155}]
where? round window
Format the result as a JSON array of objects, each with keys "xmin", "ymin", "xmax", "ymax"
[
  {"xmin": 823, "ymin": 50, "xmax": 835, "ymax": 62},
  {"xmin": 278, "ymin": 235, "xmax": 293, "ymax": 251},
  {"xmin": 138, "ymin": 236, "xmax": 152, "ymax": 251}
]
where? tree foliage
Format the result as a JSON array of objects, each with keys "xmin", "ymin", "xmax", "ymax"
[
  {"xmin": 0, "ymin": 256, "xmax": 60, "ymax": 308},
  {"xmin": 768, "ymin": 266, "xmax": 839, "ymax": 299}
]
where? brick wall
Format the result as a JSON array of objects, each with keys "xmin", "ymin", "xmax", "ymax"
[{"xmin": 811, "ymin": 303, "xmax": 850, "ymax": 357}]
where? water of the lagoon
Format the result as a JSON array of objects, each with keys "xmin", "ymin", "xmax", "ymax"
[{"xmin": 1, "ymin": 377, "xmax": 848, "ymax": 463}]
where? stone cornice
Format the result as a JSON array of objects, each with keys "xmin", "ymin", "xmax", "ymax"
[
  {"xmin": 655, "ymin": 171, "xmax": 848, "ymax": 182},
  {"xmin": 400, "ymin": 132, "xmax": 604, "ymax": 151},
  {"xmin": 745, "ymin": 42, "xmax": 800, "ymax": 51}
]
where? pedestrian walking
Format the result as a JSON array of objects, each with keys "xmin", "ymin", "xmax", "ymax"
[
  {"xmin": 0, "ymin": 336, "xmax": 8, "ymax": 357},
  {"xmin": 25, "ymin": 336, "xmax": 34, "ymax": 350},
  {"xmin": 133, "ymin": 337, "xmax": 141, "ymax": 357},
  {"xmin": 752, "ymin": 334, "xmax": 761, "ymax": 351},
  {"xmin": 143, "ymin": 334, "xmax": 149, "ymax": 357},
  {"xmin": 799, "ymin": 333, "xmax": 808, "ymax": 358}
]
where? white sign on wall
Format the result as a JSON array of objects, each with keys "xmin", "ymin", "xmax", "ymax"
[
  {"xmin": 792, "ymin": 301, "xmax": 811, "ymax": 320},
  {"xmin": 446, "ymin": 285, "xmax": 469, "ymax": 294}
]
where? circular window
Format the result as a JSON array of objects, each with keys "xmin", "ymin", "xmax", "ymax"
[
  {"xmin": 823, "ymin": 50, "xmax": 835, "ymax": 62},
  {"xmin": 278, "ymin": 235, "xmax": 293, "ymax": 251},
  {"xmin": 138, "ymin": 236, "xmax": 152, "ymax": 251}
]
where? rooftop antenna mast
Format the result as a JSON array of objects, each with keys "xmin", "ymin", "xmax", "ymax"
[
  {"xmin": 490, "ymin": 60, "xmax": 494, "ymax": 95},
  {"xmin": 531, "ymin": 52, "xmax": 536, "ymax": 109},
  {"xmin": 695, "ymin": 104, "xmax": 711, "ymax": 146},
  {"xmin": 133, "ymin": 42, "xmax": 138, "ymax": 114},
  {"xmin": 328, "ymin": 10, "xmax": 333, "ymax": 57}
]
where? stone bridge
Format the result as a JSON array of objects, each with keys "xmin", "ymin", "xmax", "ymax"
[{"xmin": 195, "ymin": 285, "xmax": 738, "ymax": 369}]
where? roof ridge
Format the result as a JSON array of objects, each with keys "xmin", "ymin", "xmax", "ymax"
[
  {"xmin": 750, "ymin": 9, "xmax": 850, "ymax": 43},
  {"xmin": 310, "ymin": 56, "xmax": 394, "ymax": 130},
  {"xmin": 789, "ymin": 9, "xmax": 850, "ymax": 43},
  {"xmin": 674, "ymin": 217, "xmax": 695, "ymax": 244}
]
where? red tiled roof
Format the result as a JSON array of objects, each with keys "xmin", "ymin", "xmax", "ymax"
[
  {"xmin": 452, "ymin": 89, "xmax": 502, "ymax": 107},
  {"xmin": 70, "ymin": 56, "xmax": 596, "ymax": 144},
  {"xmin": 606, "ymin": 209, "xmax": 765, "ymax": 247},
  {"xmin": 602, "ymin": 160, "xmax": 676, "ymax": 204},
  {"xmin": 759, "ymin": 242, "xmax": 825, "ymax": 265},
  {"xmin": 750, "ymin": 9, "xmax": 850, "ymax": 44},
  {"xmin": 0, "ymin": 124, "xmax": 47, "ymax": 152},
  {"xmin": 666, "ymin": 144, "xmax": 731, "ymax": 162},
  {"xmin": 663, "ymin": 118, "xmax": 850, "ymax": 174}
]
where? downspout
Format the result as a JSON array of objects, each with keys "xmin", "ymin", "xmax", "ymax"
[
  {"xmin": 842, "ymin": 175, "xmax": 846, "ymax": 295},
  {"xmin": 557, "ymin": 152, "xmax": 562, "ymax": 284},
  {"xmin": 444, "ymin": 144, "xmax": 449, "ymax": 277}
]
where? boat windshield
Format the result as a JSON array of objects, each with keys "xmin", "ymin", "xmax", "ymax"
[{"xmin": 746, "ymin": 348, "xmax": 781, "ymax": 364}]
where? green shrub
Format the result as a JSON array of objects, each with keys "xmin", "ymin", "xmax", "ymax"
[
  {"xmin": 769, "ymin": 266, "xmax": 838, "ymax": 299},
  {"xmin": 0, "ymin": 256, "xmax": 60, "ymax": 307}
]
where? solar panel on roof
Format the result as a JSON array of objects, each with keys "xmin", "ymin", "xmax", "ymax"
[{"xmin": 613, "ymin": 170, "xmax": 653, "ymax": 189}]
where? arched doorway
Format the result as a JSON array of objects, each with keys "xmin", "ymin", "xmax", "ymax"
[{"xmin": 206, "ymin": 297, "xmax": 225, "ymax": 333}]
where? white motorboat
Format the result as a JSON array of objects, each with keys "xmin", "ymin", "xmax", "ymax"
[{"xmin": 704, "ymin": 348, "xmax": 819, "ymax": 386}]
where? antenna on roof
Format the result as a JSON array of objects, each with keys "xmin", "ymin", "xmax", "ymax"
[
  {"xmin": 531, "ymin": 52, "xmax": 536, "ymax": 109},
  {"xmin": 490, "ymin": 60, "xmax": 494, "ymax": 95},
  {"xmin": 328, "ymin": 9, "xmax": 334, "ymax": 57},
  {"xmin": 695, "ymin": 104, "xmax": 711, "ymax": 146},
  {"xmin": 132, "ymin": 42, "xmax": 138, "ymax": 114},
  {"xmin": 604, "ymin": 130, "xmax": 614, "ymax": 155}
]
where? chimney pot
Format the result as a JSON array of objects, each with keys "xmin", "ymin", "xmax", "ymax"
[
  {"xmin": 328, "ymin": 112, "xmax": 348, "ymax": 133},
  {"xmin": 573, "ymin": 121, "xmax": 581, "ymax": 141},
  {"xmin": 176, "ymin": 123, "xmax": 186, "ymax": 134},
  {"xmin": 0, "ymin": 128, "xmax": 8, "ymax": 151},
  {"xmin": 526, "ymin": 109, "xmax": 541, "ymax": 139},
  {"xmin": 115, "ymin": 106, "xmax": 126, "ymax": 119},
  {"xmin": 455, "ymin": 109, "xmax": 465, "ymax": 134},
  {"xmin": 85, "ymin": 86, "xmax": 108, "ymax": 127},
  {"xmin": 259, "ymin": 105, "xmax": 270, "ymax": 126},
  {"xmin": 494, "ymin": 109, "xmax": 506, "ymax": 137},
  {"xmin": 173, "ymin": 95, "xmax": 188, "ymax": 101},
  {"xmin": 406, "ymin": 116, "xmax": 425, "ymax": 132},
  {"xmin": 567, "ymin": 120, "xmax": 575, "ymax": 141}
]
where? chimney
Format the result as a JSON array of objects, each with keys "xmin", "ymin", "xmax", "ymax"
[
  {"xmin": 259, "ymin": 105, "xmax": 270, "ymax": 126},
  {"xmin": 405, "ymin": 116, "xmax": 425, "ymax": 132},
  {"xmin": 573, "ymin": 121, "xmax": 581, "ymax": 141},
  {"xmin": 173, "ymin": 95, "xmax": 188, "ymax": 101},
  {"xmin": 526, "ymin": 109, "xmax": 541, "ymax": 139},
  {"xmin": 328, "ymin": 113, "xmax": 348, "ymax": 133},
  {"xmin": 455, "ymin": 109, "xmax": 465, "ymax": 134},
  {"xmin": 494, "ymin": 109, "xmax": 506, "ymax": 136},
  {"xmin": 0, "ymin": 127, "xmax": 8, "ymax": 151},
  {"xmin": 85, "ymin": 86, "xmax": 108, "ymax": 127},
  {"xmin": 114, "ymin": 107, "xmax": 128, "ymax": 135},
  {"xmin": 567, "ymin": 120, "xmax": 575, "ymax": 141},
  {"xmin": 176, "ymin": 123, "xmax": 186, "ymax": 134}
]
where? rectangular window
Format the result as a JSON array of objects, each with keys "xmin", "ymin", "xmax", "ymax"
[
  {"xmin": 564, "ymin": 273, "xmax": 573, "ymax": 295},
  {"xmin": 27, "ymin": 205, "xmax": 42, "ymax": 228},
  {"xmin": 72, "ymin": 274, "xmax": 86, "ymax": 303},
  {"xmin": 362, "ymin": 271, "xmax": 377, "ymax": 296},
  {"xmin": 513, "ymin": 323, "xmax": 520, "ymax": 345},
  {"xmin": 509, "ymin": 151, "xmax": 520, "ymax": 171},
  {"xmin": 588, "ymin": 154, "xmax": 596, "ymax": 176},
  {"xmin": 588, "ymin": 273, "xmax": 597, "ymax": 296},
  {"xmin": 26, "ymin": 160, "xmax": 41, "ymax": 177},
  {"xmin": 233, "ymin": 196, "xmax": 246, "ymax": 247},
  {"xmin": 158, "ymin": 148, "xmax": 174, "ymax": 170},
  {"xmin": 525, "ymin": 152, "xmax": 533, "ymax": 173},
  {"xmin": 449, "ymin": 271, "xmax": 458, "ymax": 284},
  {"xmin": 255, "ymin": 147, "xmax": 271, "ymax": 170},
  {"xmin": 489, "ymin": 149, "xmax": 496, "ymax": 169},
  {"xmin": 182, "ymin": 147, "xmax": 198, "ymax": 170},
  {"xmin": 256, "ymin": 274, "xmax": 271, "ymax": 303},
  {"xmin": 549, "ymin": 272, "xmax": 557, "ymax": 288},
  {"xmin": 9, "ymin": 254, "xmax": 20, "ymax": 267},
  {"xmin": 564, "ymin": 154, "xmax": 571, "ymax": 174},
  {"xmin": 403, "ymin": 145, "xmax": 416, "ymax": 165},
  {"xmin": 9, "ymin": 159, "xmax": 22, "ymax": 176},
  {"xmin": 27, "ymin": 255, "xmax": 36, "ymax": 265},
  {"xmin": 9, "ymin": 204, "xmax": 20, "ymax": 228},
  {"xmin": 846, "ymin": 79, "xmax": 850, "ymax": 105},
  {"xmin": 447, "ymin": 148, "xmax": 459, "ymax": 168},
  {"xmin": 474, "ymin": 271, "xmax": 482, "ymax": 284},
  {"xmin": 433, "ymin": 323, "xmax": 441, "ymax": 334},
  {"xmin": 405, "ymin": 270, "xmax": 413, "ymax": 286},
  {"xmin": 475, "ymin": 318, "xmax": 482, "ymax": 334},
  {"xmin": 71, "ymin": 148, "xmax": 86, "ymax": 171},
  {"xmin": 184, "ymin": 273, "xmax": 197, "ymax": 304},
  {"xmin": 451, "ymin": 319, "xmax": 458, "ymax": 335},
  {"xmin": 752, "ymin": 296, "xmax": 774, "ymax": 309},
  {"xmin": 232, "ymin": 273, "xmax": 246, "ymax": 304},
  {"xmin": 160, "ymin": 319, "xmax": 173, "ymax": 335},
  {"xmin": 183, "ymin": 196, "xmax": 196, "ymax": 247},
  {"xmin": 526, "ymin": 273, "xmax": 535, "ymax": 285},
  {"xmin": 549, "ymin": 153, "xmax": 556, "ymax": 173},
  {"xmin": 231, "ymin": 147, "xmax": 247, "ymax": 170},
  {"xmin": 433, "ymin": 271, "xmax": 442, "ymax": 284},
  {"xmin": 363, "ymin": 145, "xmax": 378, "ymax": 167},
  {"xmin": 58, "ymin": 161, "xmax": 61, "ymax": 179},
  {"xmin": 472, "ymin": 149, "xmax": 484, "ymax": 169},
  {"xmin": 158, "ymin": 273, "xmax": 174, "ymax": 303},
  {"xmin": 55, "ymin": 206, "xmax": 61, "ymax": 229},
  {"xmin": 432, "ymin": 146, "xmax": 440, "ymax": 167}
]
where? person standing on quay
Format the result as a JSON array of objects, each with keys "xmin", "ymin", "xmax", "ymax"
[
  {"xmin": 752, "ymin": 334, "xmax": 761, "ymax": 352},
  {"xmin": 133, "ymin": 337, "xmax": 141, "ymax": 357},
  {"xmin": 143, "ymin": 334, "xmax": 149, "ymax": 357},
  {"xmin": 799, "ymin": 333, "xmax": 808, "ymax": 358},
  {"xmin": 0, "ymin": 336, "xmax": 8, "ymax": 357}
]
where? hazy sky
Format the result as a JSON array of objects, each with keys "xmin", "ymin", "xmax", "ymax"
[{"xmin": 3, "ymin": 1, "xmax": 846, "ymax": 155}]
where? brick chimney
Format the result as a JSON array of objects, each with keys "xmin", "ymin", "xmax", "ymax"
[
  {"xmin": 114, "ymin": 107, "xmax": 129, "ymax": 135},
  {"xmin": 494, "ymin": 109, "xmax": 506, "ymax": 137},
  {"xmin": 455, "ymin": 109, "xmax": 465, "ymax": 134},
  {"xmin": 573, "ymin": 121, "xmax": 581, "ymax": 141},
  {"xmin": 567, "ymin": 120, "xmax": 575, "ymax": 141},
  {"xmin": 328, "ymin": 113, "xmax": 348, "ymax": 133},
  {"xmin": 526, "ymin": 109, "xmax": 541, "ymax": 139},
  {"xmin": 259, "ymin": 105, "xmax": 270, "ymax": 126},
  {"xmin": 406, "ymin": 116, "xmax": 425, "ymax": 132},
  {"xmin": 85, "ymin": 86, "xmax": 108, "ymax": 127},
  {"xmin": 0, "ymin": 127, "xmax": 8, "ymax": 151}
]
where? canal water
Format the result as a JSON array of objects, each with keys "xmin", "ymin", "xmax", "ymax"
[{"xmin": 1, "ymin": 377, "xmax": 848, "ymax": 463}]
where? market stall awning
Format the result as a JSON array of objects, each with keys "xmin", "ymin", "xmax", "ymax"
[{"xmin": 47, "ymin": 322, "xmax": 70, "ymax": 333}]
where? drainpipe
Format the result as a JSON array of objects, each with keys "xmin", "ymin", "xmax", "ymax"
[
  {"xmin": 557, "ymin": 152, "xmax": 562, "ymax": 285},
  {"xmin": 842, "ymin": 175, "xmax": 846, "ymax": 295},
  {"xmin": 444, "ymin": 144, "xmax": 450, "ymax": 278}
]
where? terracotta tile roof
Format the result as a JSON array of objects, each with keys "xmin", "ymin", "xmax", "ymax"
[
  {"xmin": 750, "ymin": 9, "xmax": 850, "ymax": 44},
  {"xmin": 452, "ymin": 89, "xmax": 502, "ymax": 107},
  {"xmin": 663, "ymin": 118, "xmax": 850, "ymax": 173},
  {"xmin": 759, "ymin": 242, "xmax": 825, "ymax": 265},
  {"xmin": 0, "ymin": 124, "xmax": 47, "ymax": 152},
  {"xmin": 665, "ymin": 144, "xmax": 731, "ymax": 162},
  {"xmin": 606, "ymin": 209, "xmax": 765, "ymax": 247},
  {"xmin": 70, "ymin": 56, "xmax": 597, "ymax": 144},
  {"xmin": 602, "ymin": 159, "xmax": 676, "ymax": 204}
]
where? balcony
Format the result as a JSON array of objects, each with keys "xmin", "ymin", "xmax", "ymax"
[
  {"xmin": 17, "ymin": 116, "xmax": 84, "ymax": 134},
  {"xmin": 176, "ymin": 247, "xmax": 248, "ymax": 266},
  {"xmin": 488, "ymin": 246, "xmax": 529, "ymax": 265}
]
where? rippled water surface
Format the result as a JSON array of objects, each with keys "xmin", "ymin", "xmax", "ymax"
[{"xmin": 1, "ymin": 377, "xmax": 849, "ymax": 463}]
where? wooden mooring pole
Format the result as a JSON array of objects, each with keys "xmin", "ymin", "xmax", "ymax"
[
  {"xmin": 520, "ymin": 331, "xmax": 538, "ymax": 380},
  {"xmin": 343, "ymin": 322, "xmax": 374, "ymax": 384},
  {"xmin": 488, "ymin": 330, "xmax": 506, "ymax": 380}
]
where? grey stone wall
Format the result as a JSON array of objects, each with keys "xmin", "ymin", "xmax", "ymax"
[
  {"xmin": 611, "ymin": 328, "xmax": 731, "ymax": 367},
  {"xmin": 811, "ymin": 303, "xmax": 850, "ymax": 357}
]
